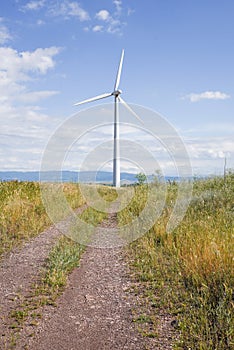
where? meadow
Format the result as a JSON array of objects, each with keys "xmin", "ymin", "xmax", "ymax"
[
  {"xmin": 0, "ymin": 175, "xmax": 233, "ymax": 349},
  {"xmin": 119, "ymin": 172, "xmax": 234, "ymax": 349},
  {"xmin": 0, "ymin": 181, "xmax": 85, "ymax": 256}
]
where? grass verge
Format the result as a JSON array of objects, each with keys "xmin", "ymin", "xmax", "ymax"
[
  {"xmin": 0, "ymin": 181, "xmax": 85, "ymax": 256},
  {"xmin": 119, "ymin": 173, "xmax": 234, "ymax": 349}
]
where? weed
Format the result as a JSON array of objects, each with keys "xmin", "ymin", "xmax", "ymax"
[
  {"xmin": 121, "ymin": 173, "xmax": 234, "ymax": 349},
  {"xmin": 133, "ymin": 314, "xmax": 153, "ymax": 324}
]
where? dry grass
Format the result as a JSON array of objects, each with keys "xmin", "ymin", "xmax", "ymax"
[
  {"xmin": 0, "ymin": 181, "xmax": 85, "ymax": 256},
  {"xmin": 119, "ymin": 173, "xmax": 234, "ymax": 349}
]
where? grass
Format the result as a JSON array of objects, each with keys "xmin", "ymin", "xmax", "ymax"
[
  {"xmin": 33, "ymin": 236, "xmax": 85, "ymax": 300},
  {"xmin": 3, "ymin": 177, "xmax": 233, "ymax": 348},
  {"xmin": 97, "ymin": 185, "xmax": 118, "ymax": 202},
  {"xmin": 119, "ymin": 172, "xmax": 234, "ymax": 349},
  {"xmin": 0, "ymin": 181, "xmax": 85, "ymax": 256}
]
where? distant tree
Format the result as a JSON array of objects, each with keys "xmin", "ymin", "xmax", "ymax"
[{"xmin": 135, "ymin": 172, "xmax": 147, "ymax": 185}]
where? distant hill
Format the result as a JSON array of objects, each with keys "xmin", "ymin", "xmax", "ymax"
[
  {"xmin": 0, "ymin": 171, "xmax": 180, "ymax": 183},
  {"xmin": 0, "ymin": 171, "xmax": 138, "ymax": 183}
]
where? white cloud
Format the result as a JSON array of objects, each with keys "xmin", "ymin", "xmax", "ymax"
[
  {"xmin": 0, "ymin": 46, "xmax": 61, "ymax": 94},
  {"xmin": 94, "ymin": 1, "xmax": 125, "ymax": 35},
  {"xmin": 0, "ymin": 46, "xmax": 61, "ymax": 105},
  {"xmin": 16, "ymin": 90, "xmax": 59, "ymax": 104},
  {"xmin": 113, "ymin": 0, "xmax": 122, "ymax": 15},
  {"xmin": 20, "ymin": 1, "xmax": 125, "ymax": 35},
  {"xmin": 96, "ymin": 10, "xmax": 110, "ymax": 21},
  {"xmin": 21, "ymin": 1, "xmax": 90, "ymax": 22},
  {"xmin": 183, "ymin": 91, "xmax": 231, "ymax": 102},
  {"xmin": 0, "ymin": 46, "xmax": 61, "ymax": 83},
  {"xmin": 22, "ymin": 0, "xmax": 46, "ymax": 11},
  {"xmin": 93, "ymin": 25, "xmax": 103, "ymax": 33},
  {"xmin": 0, "ymin": 45, "xmax": 62, "ymax": 170},
  {"xmin": 0, "ymin": 19, "xmax": 12, "ymax": 44},
  {"xmin": 37, "ymin": 19, "xmax": 45, "ymax": 25},
  {"xmin": 107, "ymin": 19, "xmax": 122, "ymax": 34},
  {"xmin": 20, "ymin": 47, "xmax": 61, "ymax": 74},
  {"xmin": 182, "ymin": 134, "xmax": 234, "ymax": 175},
  {"xmin": 49, "ymin": 1, "xmax": 90, "ymax": 21},
  {"xmin": 0, "ymin": 99, "xmax": 60, "ymax": 171}
]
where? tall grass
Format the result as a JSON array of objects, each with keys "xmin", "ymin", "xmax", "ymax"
[
  {"xmin": 0, "ymin": 181, "xmax": 85, "ymax": 256},
  {"xmin": 119, "ymin": 173, "xmax": 234, "ymax": 349}
]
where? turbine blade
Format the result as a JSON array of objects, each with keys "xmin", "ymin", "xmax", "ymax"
[
  {"xmin": 74, "ymin": 93, "xmax": 112, "ymax": 106},
  {"xmin": 119, "ymin": 96, "xmax": 144, "ymax": 124},
  {"xmin": 114, "ymin": 49, "xmax": 125, "ymax": 91}
]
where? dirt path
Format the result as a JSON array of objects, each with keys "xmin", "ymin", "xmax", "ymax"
[
  {"xmin": 0, "ymin": 206, "xmax": 86, "ymax": 348},
  {"xmin": 1, "ymin": 209, "xmax": 176, "ymax": 349},
  {"xmin": 20, "ymin": 246, "xmax": 147, "ymax": 349}
]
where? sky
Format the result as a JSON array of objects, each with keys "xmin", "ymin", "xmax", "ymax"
[{"xmin": 0, "ymin": 0, "xmax": 233, "ymax": 176}]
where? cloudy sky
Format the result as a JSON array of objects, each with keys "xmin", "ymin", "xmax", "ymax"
[{"xmin": 0, "ymin": 0, "xmax": 233, "ymax": 176}]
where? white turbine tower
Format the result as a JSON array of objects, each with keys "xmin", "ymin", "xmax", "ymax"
[{"xmin": 74, "ymin": 50, "xmax": 142, "ymax": 188}]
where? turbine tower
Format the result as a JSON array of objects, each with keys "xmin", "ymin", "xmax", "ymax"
[{"xmin": 74, "ymin": 50, "xmax": 142, "ymax": 188}]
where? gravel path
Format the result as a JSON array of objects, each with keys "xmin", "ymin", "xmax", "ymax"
[
  {"xmin": 22, "ymin": 245, "xmax": 149, "ymax": 350},
  {"xmin": 0, "ymin": 226, "xmax": 61, "ymax": 339},
  {"xmin": 0, "ymin": 209, "xmax": 176, "ymax": 349},
  {"xmin": 0, "ymin": 206, "xmax": 86, "ymax": 348}
]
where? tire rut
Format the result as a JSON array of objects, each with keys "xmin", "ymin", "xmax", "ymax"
[
  {"xmin": 15, "ymin": 213, "xmax": 173, "ymax": 350},
  {"xmin": 0, "ymin": 205, "xmax": 87, "ymax": 348}
]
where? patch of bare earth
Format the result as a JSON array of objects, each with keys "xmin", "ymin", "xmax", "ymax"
[
  {"xmin": 1, "ymin": 210, "xmax": 177, "ymax": 349},
  {"xmin": 0, "ymin": 206, "xmax": 86, "ymax": 349},
  {"xmin": 0, "ymin": 226, "xmax": 62, "ymax": 347}
]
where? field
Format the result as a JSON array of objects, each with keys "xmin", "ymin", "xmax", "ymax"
[
  {"xmin": 0, "ymin": 181, "xmax": 85, "ymax": 256},
  {"xmin": 0, "ymin": 175, "xmax": 233, "ymax": 349},
  {"xmin": 119, "ymin": 172, "xmax": 234, "ymax": 349}
]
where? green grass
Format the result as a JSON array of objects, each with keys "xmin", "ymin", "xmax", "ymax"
[
  {"xmin": 41, "ymin": 236, "xmax": 85, "ymax": 293},
  {"xmin": 78, "ymin": 206, "xmax": 108, "ymax": 226},
  {"xmin": 119, "ymin": 173, "xmax": 234, "ymax": 349}
]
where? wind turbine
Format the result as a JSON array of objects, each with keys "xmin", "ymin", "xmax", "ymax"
[{"xmin": 74, "ymin": 50, "xmax": 142, "ymax": 188}]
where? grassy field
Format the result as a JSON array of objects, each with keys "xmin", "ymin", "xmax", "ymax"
[
  {"xmin": 119, "ymin": 172, "xmax": 234, "ymax": 349},
  {"xmin": 1, "ymin": 178, "xmax": 233, "ymax": 348},
  {"xmin": 0, "ymin": 181, "xmax": 85, "ymax": 256}
]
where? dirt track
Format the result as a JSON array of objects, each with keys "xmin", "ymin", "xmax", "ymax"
[
  {"xmin": 0, "ymin": 225, "xmax": 62, "ymax": 347},
  {"xmin": 20, "ymin": 246, "xmax": 150, "ymax": 349},
  {"xmin": 0, "ymin": 212, "xmax": 176, "ymax": 349}
]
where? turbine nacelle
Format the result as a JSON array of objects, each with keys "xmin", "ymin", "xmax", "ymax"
[{"xmin": 112, "ymin": 89, "xmax": 122, "ymax": 97}]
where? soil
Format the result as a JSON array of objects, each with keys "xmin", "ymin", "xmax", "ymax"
[
  {"xmin": 0, "ymin": 210, "xmax": 177, "ymax": 349},
  {"xmin": 0, "ymin": 225, "xmax": 62, "ymax": 343},
  {"xmin": 0, "ymin": 206, "xmax": 87, "ymax": 348}
]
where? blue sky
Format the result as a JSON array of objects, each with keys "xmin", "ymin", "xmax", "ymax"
[{"xmin": 0, "ymin": 0, "xmax": 233, "ymax": 175}]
